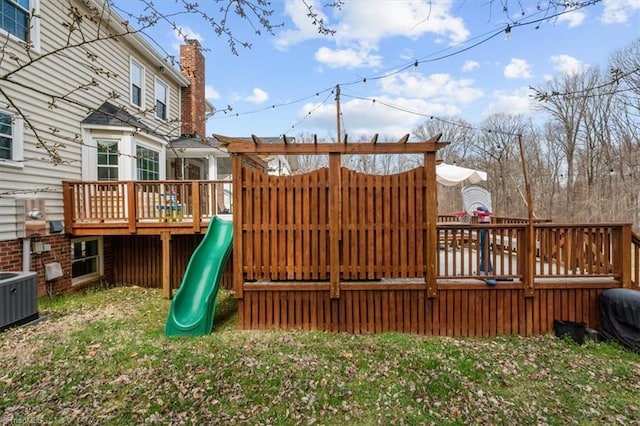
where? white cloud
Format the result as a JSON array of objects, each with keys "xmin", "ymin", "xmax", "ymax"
[
  {"xmin": 556, "ymin": 10, "xmax": 586, "ymax": 28},
  {"xmin": 601, "ymin": 0, "xmax": 640, "ymax": 24},
  {"xmin": 299, "ymin": 96, "xmax": 460, "ymax": 139},
  {"xmin": 550, "ymin": 54, "xmax": 587, "ymax": 75},
  {"xmin": 503, "ymin": 58, "xmax": 532, "ymax": 79},
  {"xmin": 482, "ymin": 88, "xmax": 535, "ymax": 117},
  {"xmin": 333, "ymin": 0, "xmax": 469, "ymax": 46},
  {"xmin": 244, "ymin": 88, "xmax": 269, "ymax": 104},
  {"xmin": 171, "ymin": 26, "xmax": 203, "ymax": 53},
  {"xmin": 298, "ymin": 71, "xmax": 485, "ymax": 136},
  {"xmin": 380, "ymin": 72, "xmax": 484, "ymax": 105},
  {"xmin": 276, "ymin": 0, "xmax": 470, "ymax": 59},
  {"xmin": 315, "ymin": 46, "xmax": 382, "ymax": 69},
  {"xmin": 205, "ymin": 85, "xmax": 220, "ymax": 100},
  {"xmin": 462, "ymin": 60, "xmax": 479, "ymax": 72},
  {"xmin": 276, "ymin": 0, "xmax": 329, "ymax": 50}
]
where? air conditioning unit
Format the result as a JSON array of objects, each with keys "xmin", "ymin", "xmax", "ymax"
[{"xmin": 0, "ymin": 271, "xmax": 38, "ymax": 331}]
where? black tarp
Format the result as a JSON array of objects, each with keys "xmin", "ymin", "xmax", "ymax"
[{"xmin": 598, "ymin": 288, "xmax": 640, "ymax": 353}]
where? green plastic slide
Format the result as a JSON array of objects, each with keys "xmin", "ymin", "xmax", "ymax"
[{"xmin": 165, "ymin": 216, "xmax": 233, "ymax": 336}]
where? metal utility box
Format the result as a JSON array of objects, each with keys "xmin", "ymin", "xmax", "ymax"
[{"xmin": 17, "ymin": 199, "xmax": 47, "ymax": 237}]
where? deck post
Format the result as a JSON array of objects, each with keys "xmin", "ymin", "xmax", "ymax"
[
  {"xmin": 620, "ymin": 224, "xmax": 632, "ymax": 288},
  {"xmin": 232, "ymin": 155, "xmax": 244, "ymax": 299},
  {"xmin": 329, "ymin": 152, "xmax": 341, "ymax": 298},
  {"xmin": 424, "ymin": 152, "xmax": 438, "ymax": 298},
  {"xmin": 127, "ymin": 181, "xmax": 136, "ymax": 233},
  {"xmin": 161, "ymin": 231, "xmax": 172, "ymax": 299},
  {"xmin": 524, "ymin": 223, "xmax": 535, "ymax": 297},
  {"xmin": 62, "ymin": 182, "xmax": 73, "ymax": 234},
  {"xmin": 192, "ymin": 181, "xmax": 201, "ymax": 232}
]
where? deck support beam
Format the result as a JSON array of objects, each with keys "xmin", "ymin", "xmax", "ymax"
[
  {"xmin": 620, "ymin": 224, "xmax": 632, "ymax": 288},
  {"xmin": 161, "ymin": 231, "xmax": 172, "ymax": 299}
]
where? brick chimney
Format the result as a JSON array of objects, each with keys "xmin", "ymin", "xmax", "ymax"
[{"xmin": 180, "ymin": 39, "xmax": 206, "ymax": 138}]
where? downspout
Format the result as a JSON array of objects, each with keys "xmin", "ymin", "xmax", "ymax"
[{"xmin": 23, "ymin": 238, "xmax": 31, "ymax": 272}]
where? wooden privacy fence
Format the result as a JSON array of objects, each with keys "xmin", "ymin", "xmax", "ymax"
[
  {"xmin": 225, "ymin": 133, "xmax": 449, "ymax": 299},
  {"xmin": 239, "ymin": 166, "xmax": 429, "ymax": 283}
]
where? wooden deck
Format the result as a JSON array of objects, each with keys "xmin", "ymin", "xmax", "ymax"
[
  {"xmin": 62, "ymin": 180, "xmax": 232, "ymax": 236},
  {"xmin": 63, "ymin": 162, "xmax": 640, "ymax": 336},
  {"xmin": 220, "ymin": 135, "xmax": 640, "ymax": 336},
  {"xmin": 237, "ymin": 282, "xmax": 608, "ymax": 336}
]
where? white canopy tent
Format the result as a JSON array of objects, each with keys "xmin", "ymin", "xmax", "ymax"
[{"xmin": 436, "ymin": 163, "xmax": 487, "ymax": 187}]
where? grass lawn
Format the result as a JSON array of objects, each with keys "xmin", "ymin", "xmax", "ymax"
[{"xmin": 1, "ymin": 285, "xmax": 639, "ymax": 425}]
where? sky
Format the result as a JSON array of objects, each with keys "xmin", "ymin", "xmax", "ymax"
[{"xmin": 112, "ymin": 0, "xmax": 640, "ymax": 141}]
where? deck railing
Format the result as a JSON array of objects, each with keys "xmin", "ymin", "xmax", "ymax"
[
  {"xmin": 62, "ymin": 180, "xmax": 232, "ymax": 234},
  {"xmin": 63, "ymin": 180, "xmax": 635, "ymax": 288},
  {"xmin": 632, "ymin": 232, "xmax": 640, "ymax": 288},
  {"xmin": 437, "ymin": 222, "xmax": 633, "ymax": 285}
]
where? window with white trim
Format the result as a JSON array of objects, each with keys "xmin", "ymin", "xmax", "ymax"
[
  {"xmin": 97, "ymin": 140, "xmax": 119, "ymax": 181},
  {"xmin": 130, "ymin": 59, "xmax": 144, "ymax": 107},
  {"xmin": 0, "ymin": 110, "xmax": 23, "ymax": 165},
  {"xmin": 136, "ymin": 146, "xmax": 159, "ymax": 180},
  {"xmin": 1, "ymin": 0, "xmax": 29, "ymax": 41},
  {"xmin": 155, "ymin": 79, "xmax": 168, "ymax": 120},
  {"xmin": 71, "ymin": 237, "xmax": 103, "ymax": 285}
]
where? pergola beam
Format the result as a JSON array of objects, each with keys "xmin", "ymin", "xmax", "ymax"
[
  {"xmin": 215, "ymin": 133, "xmax": 450, "ymax": 155},
  {"xmin": 397, "ymin": 134, "xmax": 410, "ymax": 144}
]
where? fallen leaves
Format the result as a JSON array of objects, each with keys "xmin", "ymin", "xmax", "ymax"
[{"xmin": 1, "ymin": 286, "xmax": 639, "ymax": 424}]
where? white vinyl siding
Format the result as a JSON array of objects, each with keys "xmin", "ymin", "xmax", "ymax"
[{"xmin": 0, "ymin": 0, "xmax": 186, "ymax": 242}]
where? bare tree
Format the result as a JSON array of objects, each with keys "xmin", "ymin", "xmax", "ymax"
[
  {"xmin": 473, "ymin": 114, "xmax": 527, "ymax": 216},
  {"xmin": 532, "ymin": 70, "xmax": 596, "ymax": 220},
  {"xmin": 413, "ymin": 117, "xmax": 475, "ymax": 164}
]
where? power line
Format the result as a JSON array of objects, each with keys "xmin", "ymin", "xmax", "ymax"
[
  {"xmin": 341, "ymin": 92, "xmax": 522, "ymax": 137},
  {"xmin": 206, "ymin": 0, "xmax": 603, "ymax": 125},
  {"xmin": 281, "ymin": 90, "xmax": 335, "ymax": 136}
]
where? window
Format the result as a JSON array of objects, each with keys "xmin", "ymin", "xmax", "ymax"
[
  {"xmin": 0, "ymin": 110, "xmax": 23, "ymax": 165},
  {"xmin": 155, "ymin": 79, "xmax": 168, "ymax": 120},
  {"xmin": 130, "ymin": 59, "xmax": 144, "ymax": 107},
  {"xmin": 136, "ymin": 146, "xmax": 159, "ymax": 180},
  {"xmin": 71, "ymin": 237, "xmax": 103, "ymax": 284},
  {"xmin": 1, "ymin": 0, "xmax": 29, "ymax": 41},
  {"xmin": 97, "ymin": 140, "xmax": 118, "ymax": 181}
]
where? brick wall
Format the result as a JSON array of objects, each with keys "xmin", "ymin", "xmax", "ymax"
[
  {"xmin": 0, "ymin": 236, "xmax": 111, "ymax": 298},
  {"xmin": 0, "ymin": 240, "xmax": 22, "ymax": 271},
  {"xmin": 180, "ymin": 39, "xmax": 206, "ymax": 137}
]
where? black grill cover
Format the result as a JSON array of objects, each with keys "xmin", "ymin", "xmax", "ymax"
[{"xmin": 598, "ymin": 288, "xmax": 640, "ymax": 353}]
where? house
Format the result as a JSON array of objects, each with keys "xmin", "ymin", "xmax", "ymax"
[
  {"xmin": 0, "ymin": 0, "xmax": 213, "ymax": 295},
  {"xmin": 0, "ymin": 0, "xmax": 294, "ymax": 298}
]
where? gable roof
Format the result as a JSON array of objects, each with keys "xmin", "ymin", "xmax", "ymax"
[{"xmin": 82, "ymin": 101, "xmax": 150, "ymax": 130}]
